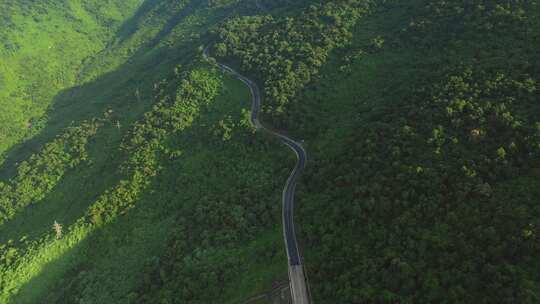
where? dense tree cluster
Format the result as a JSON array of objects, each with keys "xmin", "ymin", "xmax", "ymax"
[
  {"xmin": 125, "ymin": 65, "xmax": 287, "ymax": 304},
  {"xmin": 214, "ymin": 0, "xmax": 371, "ymax": 123},
  {"xmin": 301, "ymin": 69, "xmax": 540, "ymax": 303},
  {"xmin": 134, "ymin": 186, "xmax": 282, "ymax": 303},
  {"xmin": 404, "ymin": 0, "xmax": 536, "ymax": 43},
  {"xmin": 294, "ymin": 1, "xmax": 540, "ymax": 303}
]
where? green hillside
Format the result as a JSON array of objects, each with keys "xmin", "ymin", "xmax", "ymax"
[
  {"xmin": 0, "ymin": 0, "xmax": 539, "ymax": 303},
  {"xmin": 0, "ymin": 0, "xmax": 144, "ymax": 158}
]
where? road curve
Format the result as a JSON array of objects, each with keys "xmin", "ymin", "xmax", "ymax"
[{"xmin": 203, "ymin": 47, "xmax": 310, "ymax": 304}]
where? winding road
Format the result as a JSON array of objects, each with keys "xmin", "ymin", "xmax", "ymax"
[{"xmin": 203, "ymin": 47, "xmax": 311, "ymax": 304}]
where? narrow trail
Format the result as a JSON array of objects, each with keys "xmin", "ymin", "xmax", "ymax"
[{"xmin": 203, "ymin": 48, "xmax": 311, "ymax": 304}]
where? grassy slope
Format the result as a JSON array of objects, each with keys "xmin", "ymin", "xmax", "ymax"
[{"xmin": 0, "ymin": 0, "xmax": 144, "ymax": 158}]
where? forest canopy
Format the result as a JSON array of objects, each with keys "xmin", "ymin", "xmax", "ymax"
[{"xmin": 0, "ymin": 0, "xmax": 539, "ymax": 303}]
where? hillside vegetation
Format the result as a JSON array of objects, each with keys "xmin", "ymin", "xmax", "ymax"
[
  {"xmin": 0, "ymin": 0, "xmax": 143, "ymax": 158},
  {"xmin": 0, "ymin": 0, "xmax": 539, "ymax": 303}
]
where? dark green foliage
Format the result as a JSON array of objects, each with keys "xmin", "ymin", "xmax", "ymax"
[
  {"xmin": 290, "ymin": 1, "xmax": 540, "ymax": 303},
  {"xmin": 301, "ymin": 70, "xmax": 540, "ymax": 302},
  {"xmin": 214, "ymin": 0, "xmax": 371, "ymax": 123},
  {"xmin": 1, "ymin": 0, "xmax": 539, "ymax": 303}
]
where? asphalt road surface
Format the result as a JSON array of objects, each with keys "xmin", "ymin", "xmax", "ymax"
[{"xmin": 204, "ymin": 47, "xmax": 310, "ymax": 304}]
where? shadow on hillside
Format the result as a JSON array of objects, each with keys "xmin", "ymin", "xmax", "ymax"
[
  {"xmin": 11, "ymin": 225, "xmax": 98, "ymax": 304},
  {"xmin": 7, "ymin": 70, "xmax": 266, "ymax": 303},
  {"xmin": 146, "ymin": 0, "xmax": 200, "ymax": 48},
  {"xmin": 0, "ymin": 49, "xmax": 174, "ymax": 179},
  {"xmin": 0, "ymin": 0, "xmax": 221, "ymax": 244},
  {"xmin": 0, "ymin": 43, "xmax": 204, "ymax": 243},
  {"xmin": 0, "ymin": 1, "xmax": 205, "ymax": 180},
  {"xmin": 0, "ymin": 129, "xmax": 123, "ymax": 243},
  {"xmin": 0, "ymin": 0, "xmax": 260, "ymax": 180},
  {"xmin": 115, "ymin": 0, "xmax": 164, "ymax": 43},
  {"xmin": 0, "ymin": 1, "xmax": 284, "ymax": 301}
]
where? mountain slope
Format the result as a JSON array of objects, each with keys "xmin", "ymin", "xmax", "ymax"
[
  {"xmin": 0, "ymin": 0, "xmax": 144, "ymax": 158},
  {"xmin": 0, "ymin": 0, "xmax": 539, "ymax": 303}
]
